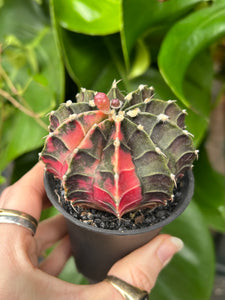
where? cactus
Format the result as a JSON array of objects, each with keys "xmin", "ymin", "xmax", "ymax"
[{"xmin": 40, "ymin": 80, "xmax": 198, "ymax": 218}]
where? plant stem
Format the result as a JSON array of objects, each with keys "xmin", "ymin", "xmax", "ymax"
[
  {"xmin": 0, "ymin": 65, "xmax": 21, "ymax": 95},
  {"xmin": 0, "ymin": 44, "xmax": 48, "ymax": 131},
  {"xmin": 28, "ymin": 27, "xmax": 49, "ymax": 50},
  {"xmin": 0, "ymin": 89, "xmax": 48, "ymax": 130}
]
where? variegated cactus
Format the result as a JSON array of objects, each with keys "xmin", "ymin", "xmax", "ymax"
[{"xmin": 40, "ymin": 80, "xmax": 198, "ymax": 218}]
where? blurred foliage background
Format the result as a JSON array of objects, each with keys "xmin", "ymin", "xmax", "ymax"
[{"xmin": 0, "ymin": 0, "xmax": 224, "ymax": 299}]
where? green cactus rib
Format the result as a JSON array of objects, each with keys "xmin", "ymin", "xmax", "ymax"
[
  {"xmin": 123, "ymin": 108, "xmax": 194, "ymax": 175},
  {"xmin": 48, "ymin": 102, "xmax": 96, "ymax": 132},
  {"xmin": 121, "ymin": 117, "xmax": 173, "ymax": 205},
  {"xmin": 40, "ymin": 81, "xmax": 197, "ymax": 218}
]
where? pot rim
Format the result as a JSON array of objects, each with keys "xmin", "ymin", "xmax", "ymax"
[{"xmin": 44, "ymin": 169, "xmax": 194, "ymax": 236}]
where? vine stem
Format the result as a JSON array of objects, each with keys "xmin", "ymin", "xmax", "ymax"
[
  {"xmin": 0, "ymin": 89, "xmax": 48, "ymax": 130},
  {"xmin": 0, "ymin": 44, "xmax": 48, "ymax": 131}
]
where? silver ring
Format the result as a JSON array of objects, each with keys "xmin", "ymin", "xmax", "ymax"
[
  {"xmin": 105, "ymin": 275, "xmax": 149, "ymax": 300},
  {"xmin": 0, "ymin": 208, "xmax": 38, "ymax": 235}
]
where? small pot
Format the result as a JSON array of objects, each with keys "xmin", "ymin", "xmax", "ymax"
[{"xmin": 44, "ymin": 170, "xmax": 194, "ymax": 282}]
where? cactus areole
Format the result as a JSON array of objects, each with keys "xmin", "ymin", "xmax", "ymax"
[{"xmin": 40, "ymin": 81, "xmax": 197, "ymax": 219}]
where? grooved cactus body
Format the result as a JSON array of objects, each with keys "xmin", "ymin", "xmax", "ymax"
[{"xmin": 40, "ymin": 81, "xmax": 197, "ymax": 218}]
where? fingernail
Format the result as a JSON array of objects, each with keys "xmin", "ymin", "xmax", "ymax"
[
  {"xmin": 170, "ymin": 237, "xmax": 184, "ymax": 251},
  {"xmin": 157, "ymin": 236, "xmax": 184, "ymax": 267}
]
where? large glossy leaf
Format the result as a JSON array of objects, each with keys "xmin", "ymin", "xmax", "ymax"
[
  {"xmin": 0, "ymin": 0, "xmax": 64, "ymax": 172},
  {"xmin": 151, "ymin": 201, "xmax": 215, "ymax": 300},
  {"xmin": 10, "ymin": 149, "xmax": 42, "ymax": 184},
  {"xmin": 57, "ymin": 29, "xmax": 116, "ymax": 88},
  {"xmin": 51, "ymin": 0, "xmax": 119, "ymax": 89},
  {"xmin": 0, "ymin": 111, "xmax": 46, "ymax": 171},
  {"xmin": 53, "ymin": 0, "xmax": 121, "ymax": 35},
  {"xmin": 158, "ymin": 1, "xmax": 225, "ymax": 112},
  {"xmin": 181, "ymin": 49, "xmax": 213, "ymax": 146},
  {"xmin": 52, "ymin": 19, "xmax": 126, "ymax": 92},
  {"xmin": 121, "ymin": 0, "xmax": 205, "ymax": 67},
  {"xmin": 128, "ymin": 39, "xmax": 151, "ymax": 79},
  {"xmin": 51, "ymin": 0, "xmax": 209, "ymax": 147},
  {"xmin": 194, "ymin": 147, "xmax": 225, "ymax": 232},
  {"xmin": 183, "ymin": 50, "xmax": 213, "ymax": 117}
]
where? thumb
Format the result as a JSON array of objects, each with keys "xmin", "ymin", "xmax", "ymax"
[
  {"xmin": 110, "ymin": 234, "xmax": 183, "ymax": 292},
  {"xmin": 84, "ymin": 234, "xmax": 183, "ymax": 300}
]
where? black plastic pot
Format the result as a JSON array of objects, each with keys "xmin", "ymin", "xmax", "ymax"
[{"xmin": 44, "ymin": 170, "xmax": 194, "ymax": 282}]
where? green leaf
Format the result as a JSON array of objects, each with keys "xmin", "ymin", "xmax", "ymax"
[
  {"xmin": 53, "ymin": 0, "xmax": 121, "ymax": 35},
  {"xmin": 10, "ymin": 148, "xmax": 42, "ymax": 183},
  {"xmin": 54, "ymin": 26, "xmax": 127, "ymax": 92},
  {"xmin": 183, "ymin": 49, "xmax": 213, "ymax": 117},
  {"xmin": 128, "ymin": 39, "xmax": 150, "ymax": 79},
  {"xmin": 0, "ymin": 175, "xmax": 6, "ymax": 184},
  {"xmin": 0, "ymin": 111, "xmax": 46, "ymax": 172},
  {"xmin": 151, "ymin": 201, "xmax": 215, "ymax": 300},
  {"xmin": 185, "ymin": 109, "xmax": 208, "ymax": 147},
  {"xmin": 0, "ymin": 0, "xmax": 4, "ymax": 9},
  {"xmin": 59, "ymin": 257, "xmax": 88, "ymax": 284},
  {"xmin": 40, "ymin": 206, "xmax": 58, "ymax": 221},
  {"xmin": 57, "ymin": 29, "xmax": 112, "ymax": 88},
  {"xmin": 182, "ymin": 49, "xmax": 213, "ymax": 146},
  {"xmin": 158, "ymin": 1, "xmax": 225, "ymax": 111},
  {"xmin": 194, "ymin": 147, "xmax": 225, "ymax": 232},
  {"xmin": 130, "ymin": 68, "xmax": 177, "ymax": 98},
  {"xmin": 0, "ymin": 0, "xmax": 64, "ymax": 172},
  {"xmin": 51, "ymin": 0, "xmax": 128, "ymax": 91},
  {"xmin": 121, "ymin": 0, "xmax": 205, "ymax": 67},
  {"xmin": 1, "ymin": 30, "xmax": 64, "ymax": 113}
]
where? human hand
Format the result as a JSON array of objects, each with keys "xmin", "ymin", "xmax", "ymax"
[{"xmin": 0, "ymin": 162, "xmax": 183, "ymax": 300}]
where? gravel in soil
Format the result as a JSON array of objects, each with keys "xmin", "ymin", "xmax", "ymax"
[{"xmin": 54, "ymin": 177, "xmax": 184, "ymax": 231}]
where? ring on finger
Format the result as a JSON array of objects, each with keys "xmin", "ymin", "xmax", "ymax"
[
  {"xmin": 0, "ymin": 208, "xmax": 38, "ymax": 235},
  {"xmin": 105, "ymin": 275, "xmax": 149, "ymax": 300}
]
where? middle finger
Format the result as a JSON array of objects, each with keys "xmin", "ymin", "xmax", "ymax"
[{"xmin": 35, "ymin": 214, "xmax": 67, "ymax": 256}]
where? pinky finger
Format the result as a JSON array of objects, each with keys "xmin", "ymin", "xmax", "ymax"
[{"xmin": 39, "ymin": 235, "xmax": 71, "ymax": 276}]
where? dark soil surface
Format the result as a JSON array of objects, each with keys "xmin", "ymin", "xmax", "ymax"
[{"xmin": 54, "ymin": 175, "xmax": 185, "ymax": 231}]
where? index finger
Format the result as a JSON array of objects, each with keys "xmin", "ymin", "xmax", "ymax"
[{"xmin": 0, "ymin": 161, "xmax": 51, "ymax": 221}]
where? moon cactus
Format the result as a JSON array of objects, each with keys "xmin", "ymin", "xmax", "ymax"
[{"xmin": 40, "ymin": 80, "xmax": 198, "ymax": 218}]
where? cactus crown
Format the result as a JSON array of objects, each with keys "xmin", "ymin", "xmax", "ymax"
[{"xmin": 40, "ymin": 80, "xmax": 197, "ymax": 218}]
